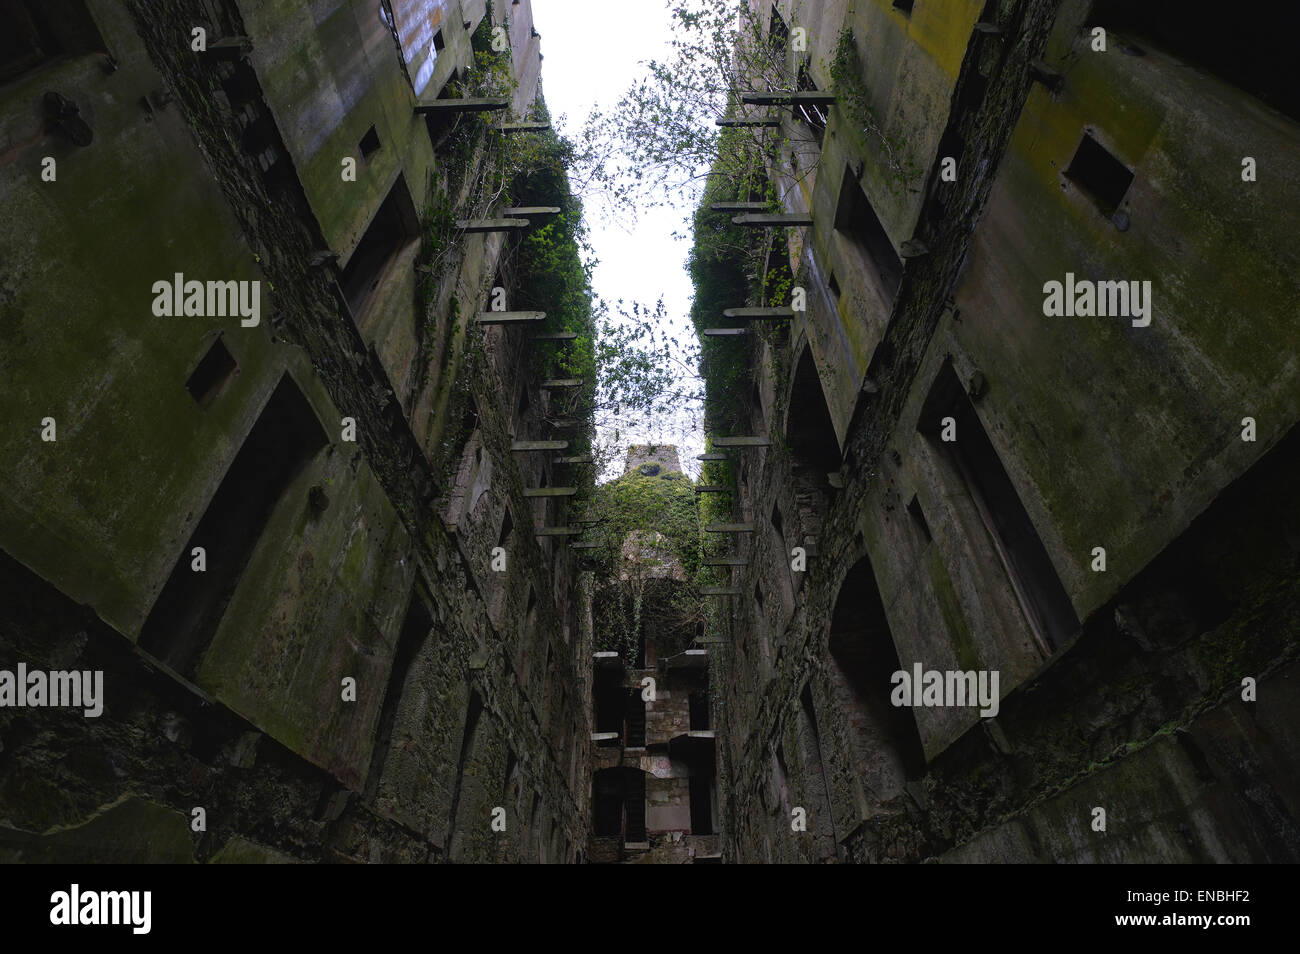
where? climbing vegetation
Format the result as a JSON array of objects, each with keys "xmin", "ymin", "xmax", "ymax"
[
  {"xmin": 828, "ymin": 27, "xmax": 923, "ymax": 193},
  {"xmin": 589, "ymin": 462, "xmax": 704, "ymax": 664}
]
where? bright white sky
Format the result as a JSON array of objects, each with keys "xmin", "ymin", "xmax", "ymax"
[{"xmin": 532, "ymin": 0, "xmax": 705, "ymax": 480}]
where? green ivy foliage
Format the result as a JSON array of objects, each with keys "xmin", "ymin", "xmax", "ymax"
[
  {"xmin": 685, "ymin": 134, "xmax": 800, "ymax": 644},
  {"xmin": 512, "ymin": 124, "xmax": 596, "ymax": 379},
  {"xmin": 589, "ymin": 465, "xmax": 700, "ymax": 579},
  {"xmin": 828, "ymin": 27, "xmax": 922, "ymax": 193},
  {"xmin": 589, "ymin": 463, "xmax": 704, "ymax": 664},
  {"xmin": 687, "ymin": 152, "xmax": 763, "ymax": 434},
  {"xmin": 592, "ymin": 576, "xmax": 700, "ymax": 665}
]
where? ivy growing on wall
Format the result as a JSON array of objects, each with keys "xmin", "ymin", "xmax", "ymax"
[
  {"xmin": 589, "ymin": 462, "xmax": 704, "ymax": 665},
  {"xmin": 828, "ymin": 27, "xmax": 923, "ymax": 193},
  {"xmin": 688, "ymin": 145, "xmax": 770, "ymax": 435}
]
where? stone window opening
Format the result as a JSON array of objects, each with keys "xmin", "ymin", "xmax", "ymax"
[
  {"xmin": 185, "ymin": 336, "xmax": 237, "ymax": 408},
  {"xmin": 769, "ymin": 500, "xmax": 796, "ymax": 613},
  {"xmin": 364, "ymin": 589, "xmax": 433, "ymax": 799},
  {"xmin": 689, "ymin": 688, "xmax": 710, "ymax": 731},
  {"xmin": 797, "ymin": 684, "xmax": 838, "ymax": 859},
  {"xmin": 624, "ymin": 688, "xmax": 646, "ymax": 747},
  {"xmin": 827, "ymin": 557, "xmax": 927, "ymax": 804},
  {"xmin": 524, "ymin": 585, "xmax": 538, "ymax": 642},
  {"xmin": 772, "ymin": 746, "xmax": 791, "ymax": 816},
  {"xmin": 0, "ymin": 0, "xmax": 104, "ymax": 85},
  {"xmin": 833, "ymin": 164, "xmax": 903, "ymax": 304},
  {"xmin": 688, "ymin": 764, "xmax": 716, "ymax": 835},
  {"xmin": 359, "ymin": 124, "xmax": 381, "ymax": 162},
  {"xmin": 340, "ymin": 173, "xmax": 420, "ymax": 320},
  {"xmin": 768, "ymin": 6, "xmax": 789, "ymax": 57},
  {"xmin": 592, "ymin": 768, "xmax": 646, "ymax": 845},
  {"xmin": 919, "ymin": 361, "xmax": 1079, "ymax": 653},
  {"xmin": 498, "ymin": 505, "xmax": 514, "ymax": 547},
  {"xmin": 446, "ymin": 689, "xmax": 484, "ymax": 860},
  {"xmin": 754, "ymin": 581, "xmax": 772, "ymax": 676},
  {"xmin": 1064, "ymin": 131, "xmax": 1134, "ymax": 216},
  {"xmin": 593, "ymin": 672, "xmax": 624, "ymax": 741},
  {"xmin": 139, "ymin": 375, "xmax": 328, "ymax": 678},
  {"xmin": 784, "ymin": 348, "xmax": 840, "ymax": 544}
]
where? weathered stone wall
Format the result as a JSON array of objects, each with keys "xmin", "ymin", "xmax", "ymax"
[
  {"xmin": 625, "ymin": 443, "xmax": 683, "ymax": 476},
  {"xmin": 713, "ymin": 0, "xmax": 1300, "ymax": 863},
  {"xmin": 645, "ymin": 678, "xmax": 691, "ymax": 743},
  {"xmin": 0, "ymin": 0, "xmax": 590, "ymax": 863}
]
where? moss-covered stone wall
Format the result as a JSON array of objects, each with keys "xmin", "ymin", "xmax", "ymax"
[
  {"xmin": 0, "ymin": 0, "xmax": 590, "ymax": 864},
  {"xmin": 706, "ymin": 0, "xmax": 1300, "ymax": 864}
]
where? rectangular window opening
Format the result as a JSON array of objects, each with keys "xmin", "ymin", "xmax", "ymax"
[
  {"xmin": 796, "ymin": 685, "xmax": 837, "ymax": 858},
  {"xmin": 893, "ymin": 0, "xmax": 916, "ymax": 14},
  {"xmin": 828, "ymin": 558, "xmax": 928, "ymax": 793},
  {"xmin": 625, "ymin": 689, "xmax": 646, "ymax": 747},
  {"xmin": 340, "ymin": 173, "xmax": 420, "ymax": 319},
  {"xmin": 773, "ymin": 746, "xmax": 790, "ymax": 813},
  {"xmin": 185, "ymin": 336, "xmax": 237, "ymax": 407},
  {"xmin": 768, "ymin": 7, "xmax": 789, "ymax": 56},
  {"xmin": 1, "ymin": 0, "xmax": 105, "ymax": 84},
  {"xmin": 689, "ymin": 689, "xmax": 710, "ymax": 730},
  {"xmin": 423, "ymin": 72, "xmax": 463, "ymax": 149},
  {"xmin": 624, "ymin": 771, "xmax": 646, "ymax": 842},
  {"xmin": 957, "ymin": 72, "xmax": 989, "ymax": 117},
  {"xmin": 363, "ymin": 589, "xmax": 432, "ymax": 798},
  {"xmin": 139, "ymin": 375, "xmax": 328, "ymax": 677},
  {"xmin": 359, "ymin": 124, "xmax": 381, "ymax": 161},
  {"xmin": 593, "ymin": 675, "xmax": 624, "ymax": 736},
  {"xmin": 936, "ymin": 126, "xmax": 965, "ymax": 170},
  {"xmin": 592, "ymin": 780, "xmax": 622, "ymax": 837},
  {"xmin": 446, "ymin": 689, "xmax": 484, "ymax": 860},
  {"xmin": 688, "ymin": 773, "xmax": 714, "ymax": 835},
  {"xmin": 920, "ymin": 363, "xmax": 1079, "ymax": 650},
  {"xmin": 833, "ymin": 164, "xmax": 903, "ymax": 302},
  {"xmin": 1065, "ymin": 131, "xmax": 1134, "ymax": 214}
]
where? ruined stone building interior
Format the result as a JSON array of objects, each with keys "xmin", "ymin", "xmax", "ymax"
[{"xmin": 0, "ymin": 0, "xmax": 1296, "ymax": 870}]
